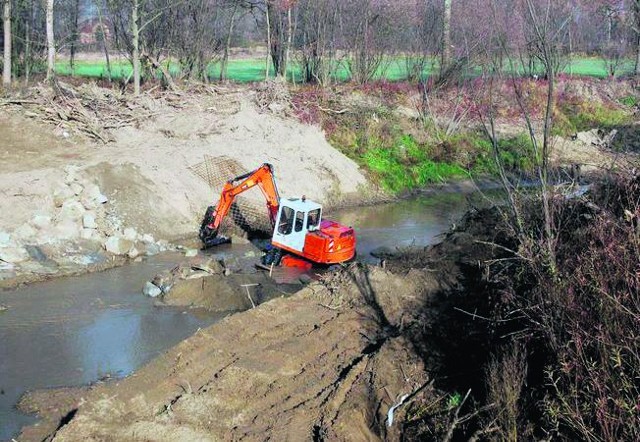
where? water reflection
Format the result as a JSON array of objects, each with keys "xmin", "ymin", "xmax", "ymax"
[
  {"xmin": 333, "ymin": 190, "xmax": 502, "ymax": 261},
  {"xmin": 0, "ymin": 255, "xmax": 220, "ymax": 442}
]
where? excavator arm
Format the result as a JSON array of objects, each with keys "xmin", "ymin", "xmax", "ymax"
[{"xmin": 199, "ymin": 163, "xmax": 281, "ymax": 248}]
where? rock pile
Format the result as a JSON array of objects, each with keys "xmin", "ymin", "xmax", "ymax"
[{"xmin": 0, "ymin": 165, "xmax": 175, "ymax": 284}]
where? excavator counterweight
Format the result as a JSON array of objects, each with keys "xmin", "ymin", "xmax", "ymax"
[{"xmin": 199, "ymin": 163, "xmax": 356, "ymax": 266}]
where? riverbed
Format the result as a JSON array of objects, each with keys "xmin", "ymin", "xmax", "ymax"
[{"xmin": 0, "ymin": 188, "xmax": 500, "ymax": 441}]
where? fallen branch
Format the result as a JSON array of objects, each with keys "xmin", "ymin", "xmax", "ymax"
[{"xmin": 317, "ymin": 105, "xmax": 349, "ymax": 115}]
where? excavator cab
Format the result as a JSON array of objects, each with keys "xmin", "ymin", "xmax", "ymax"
[
  {"xmin": 272, "ymin": 198, "xmax": 322, "ymax": 253},
  {"xmin": 271, "ymin": 197, "xmax": 356, "ymax": 265}
]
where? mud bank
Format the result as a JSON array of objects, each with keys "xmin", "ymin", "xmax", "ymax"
[{"xmin": 18, "ymin": 263, "xmax": 444, "ymax": 441}]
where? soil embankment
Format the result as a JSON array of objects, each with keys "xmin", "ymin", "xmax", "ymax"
[
  {"xmin": 19, "ymin": 265, "xmax": 441, "ymax": 441},
  {"xmin": 0, "ymin": 85, "xmax": 369, "ymax": 288}
]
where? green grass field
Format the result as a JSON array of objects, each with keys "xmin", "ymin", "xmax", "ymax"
[{"xmin": 55, "ymin": 56, "xmax": 636, "ymax": 83}]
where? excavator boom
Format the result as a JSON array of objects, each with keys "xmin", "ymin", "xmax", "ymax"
[{"xmin": 199, "ymin": 163, "xmax": 280, "ymax": 248}]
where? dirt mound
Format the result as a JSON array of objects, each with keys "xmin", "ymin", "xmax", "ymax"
[
  {"xmin": 0, "ymin": 85, "xmax": 370, "ymax": 286},
  {"xmin": 21, "ymin": 265, "xmax": 435, "ymax": 441}
]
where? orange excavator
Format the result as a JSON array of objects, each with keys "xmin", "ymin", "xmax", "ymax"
[{"xmin": 199, "ymin": 163, "xmax": 356, "ymax": 267}]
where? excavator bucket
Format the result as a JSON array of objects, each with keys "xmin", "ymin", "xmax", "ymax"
[
  {"xmin": 202, "ymin": 235, "xmax": 231, "ymax": 249},
  {"xmin": 199, "ymin": 205, "xmax": 232, "ymax": 249}
]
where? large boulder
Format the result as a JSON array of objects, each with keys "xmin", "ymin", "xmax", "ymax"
[
  {"xmin": 53, "ymin": 186, "xmax": 76, "ymax": 208},
  {"xmin": 59, "ymin": 200, "xmax": 86, "ymax": 221},
  {"xmin": 143, "ymin": 281, "xmax": 162, "ymax": 298},
  {"xmin": 0, "ymin": 231, "xmax": 12, "ymax": 247},
  {"xmin": 32, "ymin": 215, "xmax": 52, "ymax": 230},
  {"xmin": 0, "ymin": 247, "xmax": 30, "ymax": 263},
  {"xmin": 104, "ymin": 236, "xmax": 134, "ymax": 255},
  {"xmin": 82, "ymin": 213, "xmax": 98, "ymax": 229}
]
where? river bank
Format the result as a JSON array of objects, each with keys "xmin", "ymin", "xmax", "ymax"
[
  {"xmin": 2, "ymin": 79, "xmax": 637, "ymax": 290},
  {"xmin": 20, "ymin": 171, "xmax": 638, "ymax": 441}
]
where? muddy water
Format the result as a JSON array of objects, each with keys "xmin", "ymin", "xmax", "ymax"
[
  {"xmin": 0, "ymin": 254, "xmax": 222, "ymax": 441},
  {"xmin": 333, "ymin": 189, "xmax": 501, "ymax": 261}
]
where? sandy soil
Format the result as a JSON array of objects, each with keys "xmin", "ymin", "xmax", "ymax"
[
  {"xmin": 18, "ymin": 265, "xmax": 437, "ymax": 441},
  {"xmin": 1, "ymin": 87, "xmax": 367, "ymax": 238}
]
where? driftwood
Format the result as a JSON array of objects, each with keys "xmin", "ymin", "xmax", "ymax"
[
  {"xmin": 141, "ymin": 51, "xmax": 180, "ymax": 93},
  {"xmin": 2, "ymin": 82, "xmax": 160, "ymax": 143},
  {"xmin": 3, "ymin": 80, "xmax": 239, "ymax": 143}
]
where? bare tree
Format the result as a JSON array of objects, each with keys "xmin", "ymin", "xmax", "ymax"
[
  {"xmin": 296, "ymin": 0, "xmax": 340, "ymax": 84},
  {"xmin": 220, "ymin": 1, "xmax": 240, "ymax": 81},
  {"xmin": 69, "ymin": 0, "xmax": 80, "ymax": 73},
  {"xmin": 46, "ymin": 0, "xmax": 55, "ymax": 81},
  {"xmin": 2, "ymin": 0, "xmax": 10, "ymax": 86},
  {"xmin": 97, "ymin": 3, "xmax": 113, "ymax": 82},
  {"xmin": 132, "ymin": 0, "xmax": 141, "ymax": 94},
  {"xmin": 442, "ymin": 0, "xmax": 452, "ymax": 68}
]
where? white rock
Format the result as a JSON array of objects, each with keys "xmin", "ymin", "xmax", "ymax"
[
  {"xmin": 145, "ymin": 243, "xmax": 160, "ymax": 256},
  {"xmin": 81, "ymin": 197, "xmax": 98, "ymax": 210},
  {"xmin": 32, "ymin": 215, "xmax": 52, "ymax": 230},
  {"xmin": 13, "ymin": 224, "xmax": 37, "ymax": 241},
  {"xmin": 70, "ymin": 182, "xmax": 84, "ymax": 196},
  {"xmin": 104, "ymin": 236, "xmax": 133, "ymax": 255},
  {"xmin": 54, "ymin": 220, "xmax": 81, "ymax": 240},
  {"xmin": 59, "ymin": 200, "xmax": 86, "ymax": 221},
  {"xmin": 127, "ymin": 247, "xmax": 140, "ymax": 259},
  {"xmin": 83, "ymin": 183, "xmax": 101, "ymax": 199},
  {"xmin": 0, "ymin": 231, "xmax": 12, "ymax": 247},
  {"xmin": 96, "ymin": 194, "xmax": 109, "ymax": 204},
  {"xmin": 143, "ymin": 281, "xmax": 162, "ymax": 298},
  {"xmin": 142, "ymin": 234, "xmax": 155, "ymax": 244},
  {"xmin": 80, "ymin": 228, "xmax": 95, "ymax": 240},
  {"xmin": 157, "ymin": 240, "xmax": 170, "ymax": 251},
  {"xmin": 53, "ymin": 186, "xmax": 75, "ymax": 208},
  {"xmin": 64, "ymin": 165, "xmax": 80, "ymax": 184},
  {"xmin": 123, "ymin": 227, "xmax": 138, "ymax": 241},
  {"xmin": 0, "ymin": 247, "xmax": 30, "ymax": 263},
  {"xmin": 185, "ymin": 249, "xmax": 198, "ymax": 258},
  {"xmin": 83, "ymin": 213, "xmax": 98, "ymax": 229}
]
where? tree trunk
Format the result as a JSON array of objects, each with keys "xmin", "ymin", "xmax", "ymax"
[
  {"xmin": 2, "ymin": 0, "xmax": 11, "ymax": 86},
  {"xmin": 97, "ymin": 4, "xmax": 112, "ymax": 82},
  {"xmin": 284, "ymin": 6, "xmax": 292, "ymax": 80},
  {"xmin": 46, "ymin": 0, "xmax": 55, "ymax": 81},
  {"xmin": 132, "ymin": 0, "xmax": 141, "ymax": 95},
  {"xmin": 220, "ymin": 2, "xmax": 239, "ymax": 82},
  {"xmin": 442, "ymin": 0, "xmax": 452, "ymax": 69},
  {"xmin": 69, "ymin": 0, "xmax": 80, "ymax": 74},
  {"xmin": 636, "ymin": 33, "xmax": 640, "ymax": 76},
  {"xmin": 265, "ymin": 0, "xmax": 271, "ymax": 80},
  {"xmin": 25, "ymin": 19, "xmax": 29, "ymax": 84}
]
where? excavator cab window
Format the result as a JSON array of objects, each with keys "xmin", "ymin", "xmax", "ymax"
[
  {"xmin": 295, "ymin": 211, "xmax": 304, "ymax": 232},
  {"xmin": 278, "ymin": 206, "xmax": 294, "ymax": 235},
  {"xmin": 307, "ymin": 209, "xmax": 321, "ymax": 231}
]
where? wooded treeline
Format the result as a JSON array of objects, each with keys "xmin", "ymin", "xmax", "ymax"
[{"xmin": 2, "ymin": 0, "xmax": 640, "ymax": 91}]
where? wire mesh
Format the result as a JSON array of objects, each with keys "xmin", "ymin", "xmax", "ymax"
[{"xmin": 190, "ymin": 155, "xmax": 273, "ymax": 235}]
